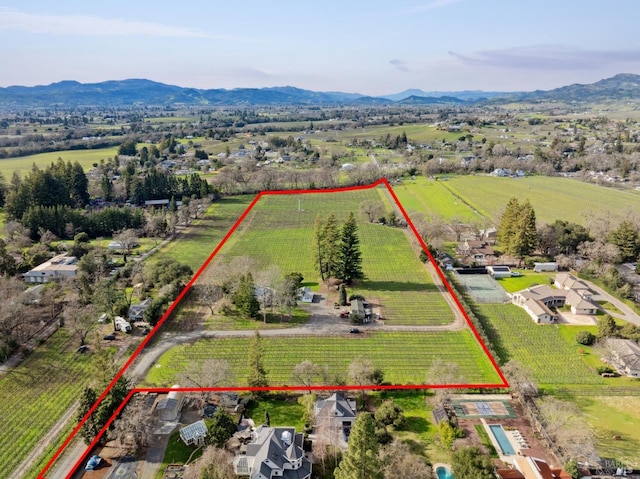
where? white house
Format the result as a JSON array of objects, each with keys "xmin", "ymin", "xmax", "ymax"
[
  {"xmin": 233, "ymin": 426, "xmax": 311, "ymax": 479},
  {"xmin": 23, "ymin": 254, "xmax": 78, "ymax": 283}
]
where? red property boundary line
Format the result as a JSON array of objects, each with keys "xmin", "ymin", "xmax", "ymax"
[{"xmin": 39, "ymin": 177, "xmax": 508, "ymax": 479}]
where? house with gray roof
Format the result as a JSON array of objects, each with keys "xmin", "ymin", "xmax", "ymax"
[
  {"xmin": 314, "ymin": 393, "xmax": 357, "ymax": 448},
  {"xmin": 233, "ymin": 426, "xmax": 311, "ymax": 479},
  {"xmin": 606, "ymin": 339, "xmax": 640, "ymax": 377}
]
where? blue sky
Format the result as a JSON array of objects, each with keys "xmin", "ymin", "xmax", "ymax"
[{"xmin": 1, "ymin": 0, "xmax": 640, "ymax": 95}]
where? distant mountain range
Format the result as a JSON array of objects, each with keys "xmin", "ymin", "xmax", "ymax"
[{"xmin": 0, "ymin": 74, "xmax": 639, "ymax": 108}]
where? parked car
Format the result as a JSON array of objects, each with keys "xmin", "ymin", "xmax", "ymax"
[
  {"xmin": 76, "ymin": 345, "xmax": 90, "ymax": 354},
  {"xmin": 349, "ymin": 328, "xmax": 361, "ymax": 334},
  {"xmin": 103, "ymin": 333, "xmax": 116, "ymax": 341},
  {"xmin": 511, "ymin": 271, "xmax": 523, "ymax": 277},
  {"xmin": 85, "ymin": 455, "xmax": 102, "ymax": 471}
]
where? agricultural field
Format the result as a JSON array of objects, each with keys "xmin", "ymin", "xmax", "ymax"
[
  {"xmin": 443, "ymin": 175, "xmax": 640, "ymax": 225},
  {"xmin": 0, "ymin": 329, "xmax": 114, "ymax": 479},
  {"xmin": 393, "ymin": 178, "xmax": 482, "ymax": 221},
  {"xmin": 0, "ymin": 146, "xmax": 118, "ymax": 178},
  {"xmin": 392, "ymin": 175, "xmax": 640, "ymax": 225},
  {"xmin": 143, "ymin": 330, "xmax": 501, "ymax": 387},
  {"xmin": 477, "ymin": 304, "xmax": 605, "ymax": 387},
  {"xmin": 209, "ymin": 186, "xmax": 455, "ymax": 325}
]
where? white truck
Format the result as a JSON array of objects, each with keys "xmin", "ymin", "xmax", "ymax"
[{"xmin": 114, "ymin": 316, "xmax": 132, "ymax": 333}]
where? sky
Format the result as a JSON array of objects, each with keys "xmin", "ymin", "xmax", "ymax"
[{"xmin": 1, "ymin": 0, "xmax": 640, "ymax": 95}]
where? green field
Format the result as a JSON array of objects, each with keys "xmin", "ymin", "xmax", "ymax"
[
  {"xmin": 443, "ymin": 175, "xmax": 640, "ymax": 224},
  {"xmin": 572, "ymin": 396, "xmax": 640, "ymax": 468},
  {"xmin": 0, "ymin": 147, "xmax": 118, "ymax": 178},
  {"xmin": 0, "ymin": 329, "xmax": 113, "ymax": 479},
  {"xmin": 143, "ymin": 330, "xmax": 501, "ymax": 387},
  {"xmin": 210, "ymin": 187, "xmax": 454, "ymax": 325},
  {"xmin": 392, "ymin": 175, "xmax": 640, "ymax": 225}
]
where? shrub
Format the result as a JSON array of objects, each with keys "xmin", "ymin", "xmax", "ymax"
[{"xmin": 575, "ymin": 331, "xmax": 596, "ymax": 346}]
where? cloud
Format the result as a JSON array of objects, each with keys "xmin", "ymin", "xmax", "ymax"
[
  {"xmin": 389, "ymin": 59, "xmax": 410, "ymax": 72},
  {"xmin": 0, "ymin": 7, "xmax": 228, "ymax": 39},
  {"xmin": 448, "ymin": 45, "xmax": 640, "ymax": 70}
]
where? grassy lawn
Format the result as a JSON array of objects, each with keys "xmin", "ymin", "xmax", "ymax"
[
  {"xmin": 571, "ymin": 396, "xmax": 640, "ymax": 468},
  {"xmin": 494, "ymin": 271, "xmax": 555, "ymax": 293},
  {"xmin": 209, "ymin": 187, "xmax": 454, "ymax": 326},
  {"xmin": 143, "ymin": 330, "xmax": 501, "ymax": 388},
  {"xmin": 0, "ymin": 146, "xmax": 118, "ymax": 177},
  {"xmin": 377, "ymin": 389, "xmax": 452, "ymax": 464},
  {"xmin": 245, "ymin": 395, "xmax": 306, "ymax": 431},
  {"xmin": 155, "ymin": 431, "xmax": 203, "ymax": 479},
  {"xmin": 0, "ymin": 329, "xmax": 115, "ymax": 479},
  {"xmin": 598, "ymin": 301, "xmax": 623, "ymax": 315}
]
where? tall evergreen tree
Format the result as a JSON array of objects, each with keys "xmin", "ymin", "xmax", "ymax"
[
  {"xmin": 312, "ymin": 215, "xmax": 326, "ymax": 281},
  {"xmin": 77, "ymin": 387, "xmax": 101, "ymax": 444},
  {"xmin": 321, "ymin": 213, "xmax": 342, "ymax": 279},
  {"xmin": 497, "ymin": 196, "xmax": 520, "ymax": 249},
  {"xmin": 511, "ymin": 200, "xmax": 537, "ymax": 259},
  {"xmin": 334, "ymin": 412, "xmax": 382, "ymax": 479},
  {"xmin": 247, "ymin": 330, "xmax": 268, "ymax": 391},
  {"xmin": 340, "ymin": 212, "xmax": 363, "ymax": 283},
  {"xmin": 233, "ymin": 273, "xmax": 260, "ymax": 319}
]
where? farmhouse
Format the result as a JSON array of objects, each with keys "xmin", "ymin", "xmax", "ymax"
[
  {"xmin": 23, "ymin": 254, "xmax": 78, "ymax": 283},
  {"xmin": 606, "ymin": 338, "xmax": 640, "ymax": 377},
  {"xmin": 350, "ymin": 298, "xmax": 372, "ymax": 323},
  {"xmin": 458, "ymin": 239, "xmax": 496, "ymax": 265},
  {"xmin": 179, "ymin": 420, "xmax": 208, "ymax": 446},
  {"xmin": 128, "ymin": 297, "xmax": 153, "ymax": 321},
  {"xmin": 314, "ymin": 393, "xmax": 357, "ymax": 448},
  {"xmin": 513, "ymin": 275, "xmax": 599, "ymax": 323},
  {"xmin": 233, "ymin": 426, "xmax": 311, "ymax": 479}
]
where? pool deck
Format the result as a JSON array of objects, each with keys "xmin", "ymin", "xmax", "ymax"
[{"xmin": 480, "ymin": 419, "xmax": 528, "ymax": 464}]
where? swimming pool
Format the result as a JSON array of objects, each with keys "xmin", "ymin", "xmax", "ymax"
[
  {"xmin": 488, "ymin": 424, "xmax": 516, "ymax": 455},
  {"xmin": 435, "ymin": 465, "xmax": 455, "ymax": 479}
]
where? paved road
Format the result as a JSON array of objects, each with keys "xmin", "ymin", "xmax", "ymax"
[{"xmin": 587, "ymin": 281, "xmax": 640, "ymax": 326}]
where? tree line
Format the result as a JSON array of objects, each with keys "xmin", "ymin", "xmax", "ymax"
[{"xmin": 312, "ymin": 212, "xmax": 363, "ymax": 284}]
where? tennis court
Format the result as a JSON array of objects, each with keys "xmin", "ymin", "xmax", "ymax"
[
  {"xmin": 452, "ymin": 399, "xmax": 516, "ymax": 418},
  {"xmin": 454, "ymin": 273, "xmax": 510, "ymax": 303}
]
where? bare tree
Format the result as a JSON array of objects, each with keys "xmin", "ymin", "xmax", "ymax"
[
  {"xmin": 111, "ymin": 394, "xmax": 158, "ymax": 456},
  {"xmin": 195, "ymin": 283, "xmax": 225, "ymax": 316},
  {"xmin": 291, "ymin": 360, "xmax": 320, "ymax": 389},
  {"xmin": 113, "ymin": 228, "xmax": 140, "ymax": 257},
  {"xmin": 64, "ymin": 301, "xmax": 98, "ymax": 346},
  {"xmin": 256, "ymin": 265, "xmax": 282, "ymax": 323},
  {"xmin": 183, "ymin": 446, "xmax": 235, "ymax": 479},
  {"xmin": 502, "ymin": 360, "xmax": 538, "ymax": 399},
  {"xmin": 380, "ymin": 440, "xmax": 434, "ymax": 479},
  {"xmin": 360, "ymin": 200, "xmax": 384, "ymax": 223},
  {"xmin": 425, "ymin": 359, "xmax": 466, "ymax": 408},
  {"xmin": 536, "ymin": 396, "xmax": 598, "ymax": 463},
  {"xmin": 178, "ymin": 359, "xmax": 235, "ymax": 407}
]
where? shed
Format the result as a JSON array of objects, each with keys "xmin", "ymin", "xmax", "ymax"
[
  {"xmin": 534, "ymin": 262, "xmax": 558, "ymax": 273},
  {"xmin": 487, "ymin": 265, "xmax": 512, "ymax": 279},
  {"xmin": 179, "ymin": 420, "xmax": 208, "ymax": 446},
  {"xmin": 156, "ymin": 385, "xmax": 185, "ymax": 422}
]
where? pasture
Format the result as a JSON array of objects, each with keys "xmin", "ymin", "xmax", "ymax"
[
  {"xmin": 143, "ymin": 330, "xmax": 501, "ymax": 387},
  {"xmin": 209, "ymin": 186, "xmax": 455, "ymax": 325},
  {"xmin": 0, "ymin": 329, "xmax": 113, "ymax": 479},
  {"xmin": 0, "ymin": 146, "xmax": 118, "ymax": 178}
]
